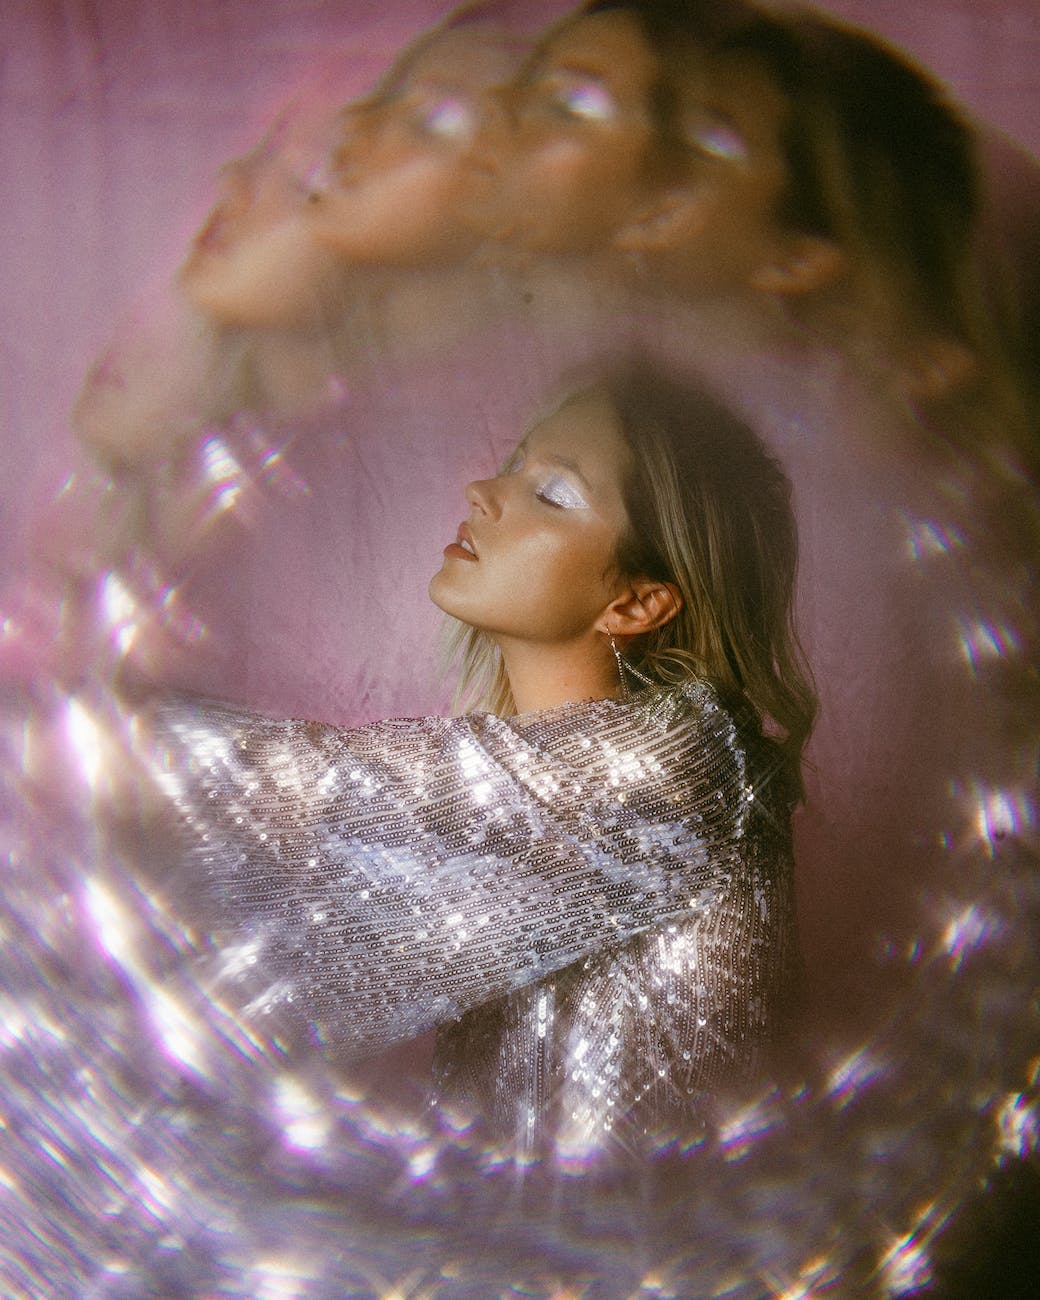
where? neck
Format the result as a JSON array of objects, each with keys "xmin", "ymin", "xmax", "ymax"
[
  {"xmin": 498, "ymin": 636, "xmax": 621, "ymax": 714},
  {"xmin": 355, "ymin": 260, "xmax": 510, "ymax": 364},
  {"xmin": 247, "ymin": 326, "xmax": 351, "ymax": 418}
]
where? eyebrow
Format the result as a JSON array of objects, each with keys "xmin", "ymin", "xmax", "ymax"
[
  {"xmin": 516, "ymin": 440, "xmax": 596, "ymax": 494},
  {"xmin": 519, "ymin": 42, "xmax": 612, "ymax": 86},
  {"xmin": 684, "ymin": 96, "xmax": 755, "ymax": 142},
  {"xmin": 530, "ymin": 62, "xmax": 615, "ymax": 95}
]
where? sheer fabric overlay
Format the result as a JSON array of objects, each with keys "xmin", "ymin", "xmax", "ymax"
[{"xmin": 149, "ymin": 679, "xmax": 797, "ymax": 1156}]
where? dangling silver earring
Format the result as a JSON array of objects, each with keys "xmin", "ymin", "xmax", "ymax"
[
  {"xmin": 608, "ymin": 630, "xmax": 629, "ymax": 699},
  {"xmin": 608, "ymin": 630, "xmax": 656, "ymax": 698}
]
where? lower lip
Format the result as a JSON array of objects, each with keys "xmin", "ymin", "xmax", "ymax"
[{"xmin": 443, "ymin": 543, "xmax": 478, "ymax": 562}]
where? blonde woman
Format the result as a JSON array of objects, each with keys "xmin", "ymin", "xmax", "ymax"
[{"xmin": 133, "ymin": 359, "xmax": 815, "ymax": 1158}]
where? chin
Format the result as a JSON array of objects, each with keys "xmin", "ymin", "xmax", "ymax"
[
  {"xmin": 427, "ymin": 570, "xmax": 450, "ymax": 613},
  {"xmin": 427, "ymin": 572, "xmax": 471, "ymax": 625}
]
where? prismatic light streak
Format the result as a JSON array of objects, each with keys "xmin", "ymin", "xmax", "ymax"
[
  {"xmin": 65, "ymin": 696, "xmax": 105, "ymax": 792},
  {"xmin": 995, "ymin": 1085, "xmax": 1040, "ymax": 1162},
  {"xmin": 272, "ymin": 1073, "xmax": 332, "ymax": 1153},
  {"xmin": 972, "ymin": 783, "xmax": 1032, "ymax": 858},
  {"xmin": 199, "ymin": 434, "xmax": 245, "ymax": 516},
  {"xmin": 956, "ymin": 612, "xmax": 1022, "ymax": 677},
  {"xmin": 99, "ymin": 572, "xmax": 140, "ymax": 657},
  {"xmin": 939, "ymin": 901, "xmax": 1003, "ymax": 972},
  {"xmin": 874, "ymin": 1200, "xmax": 954, "ymax": 1298},
  {"xmin": 903, "ymin": 514, "xmax": 965, "ymax": 565},
  {"xmin": 717, "ymin": 1088, "xmax": 783, "ymax": 1161},
  {"xmin": 824, "ymin": 1044, "xmax": 889, "ymax": 1110}
]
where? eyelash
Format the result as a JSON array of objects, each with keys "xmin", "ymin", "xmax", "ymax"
[{"xmin": 684, "ymin": 124, "xmax": 748, "ymax": 163}]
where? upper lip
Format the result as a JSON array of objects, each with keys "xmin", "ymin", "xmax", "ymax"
[{"xmin": 456, "ymin": 523, "xmax": 478, "ymax": 557}]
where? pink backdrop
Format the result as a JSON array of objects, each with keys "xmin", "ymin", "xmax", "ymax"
[
  {"xmin": 3, "ymin": 0, "xmax": 1038, "ymax": 994},
  {"xmin": 3, "ymin": 0, "xmax": 1038, "ymax": 581},
  {"xmin": 1, "ymin": 7, "xmax": 1036, "ymax": 1285}
]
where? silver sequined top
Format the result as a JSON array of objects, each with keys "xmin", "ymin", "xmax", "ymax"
[{"xmin": 151, "ymin": 679, "xmax": 797, "ymax": 1156}]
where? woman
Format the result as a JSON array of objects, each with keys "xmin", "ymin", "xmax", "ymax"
[{"xmin": 136, "ymin": 359, "xmax": 815, "ymax": 1159}]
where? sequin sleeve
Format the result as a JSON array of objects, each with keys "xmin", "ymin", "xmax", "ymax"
[{"xmin": 148, "ymin": 683, "xmax": 751, "ymax": 1057}]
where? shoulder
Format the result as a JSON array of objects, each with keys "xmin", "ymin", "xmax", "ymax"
[{"xmin": 491, "ymin": 680, "xmax": 752, "ymax": 820}]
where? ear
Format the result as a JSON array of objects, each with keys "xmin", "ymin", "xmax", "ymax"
[
  {"xmin": 898, "ymin": 333, "xmax": 978, "ymax": 402},
  {"xmin": 749, "ymin": 232, "xmax": 845, "ymax": 296},
  {"xmin": 598, "ymin": 579, "xmax": 683, "ymax": 639},
  {"xmin": 611, "ymin": 190, "xmax": 700, "ymax": 254}
]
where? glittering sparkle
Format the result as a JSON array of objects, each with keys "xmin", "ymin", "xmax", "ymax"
[
  {"xmin": 995, "ymin": 1090, "xmax": 1040, "ymax": 1162},
  {"xmin": 2, "ymin": 333, "xmax": 1038, "ymax": 1296}
]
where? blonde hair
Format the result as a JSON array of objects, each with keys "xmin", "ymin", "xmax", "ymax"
[{"xmin": 444, "ymin": 360, "xmax": 817, "ymax": 790}]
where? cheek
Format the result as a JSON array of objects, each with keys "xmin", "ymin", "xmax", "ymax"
[
  {"xmin": 518, "ymin": 529, "xmax": 616, "ymax": 609},
  {"xmin": 673, "ymin": 174, "xmax": 784, "ymax": 273},
  {"xmin": 507, "ymin": 134, "xmax": 650, "ymax": 245},
  {"xmin": 185, "ymin": 224, "xmax": 326, "ymax": 325},
  {"xmin": 181, "ymin": 249, "xmax": 240, "ymax": 317},
  {"xmin": 246, "ymin": 175, "xmax": 305, "ymax": 229},
  {"xmin": 314, "ymin": 158, "xmax": 470, "ymax": 257},
  {"xmin": 522, "ymin": 135, "xmax": 626, "ymax": 194}
]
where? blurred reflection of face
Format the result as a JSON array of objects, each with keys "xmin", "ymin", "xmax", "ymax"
[
  {"xmin": 466, "ymin": 11, "xmax": 661, "ymax": 254},
  {"xmin": 181, "ymin": 112, "xmax": 343, "ymax": 328},
  {"xmin": 467, "ymin": 13, "xmax": 797, "ymax": 294},
  {"xmin": 306, "ymin": 27, "xmax": 523, "ymax": 267},
  {"xmin": 428, "ymin": 390, "xmax": 632, "ymax": 649},
  {"xmin": 665, "ymin": 51, "xmax": 793, "ymax": 290}
]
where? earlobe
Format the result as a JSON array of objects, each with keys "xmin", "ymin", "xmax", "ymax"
[
  {"xmin": 612, "ymin": 190, "xmax": 698, "ymax": 254},
  {"xmin": 750, "ymin": 233, "xmax": 845, "ymax": 296}
]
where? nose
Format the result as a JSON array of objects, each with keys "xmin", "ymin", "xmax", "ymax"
[
  {"xmin": 465, "ymin": 477, "xmax": 499, "ymax": 518},
  {"xmin": 329, "ymin": 100, "xmax": 376, "ymax": 169},
  {"xmin": 217, "ymin": 157, "xmax": 254, "ymax": 203},
  {"xmin": 464, "ymin": 88, "xmax": 516, "ymax": 174}
]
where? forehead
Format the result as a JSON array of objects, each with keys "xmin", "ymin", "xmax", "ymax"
[
  {"xmin": 533, "ymin": 10, "xmax": 659, "ymax": 96},
  {"xmin": 524, "ymin": 389, "xmax": 631, "ymax": 494},
  {"xmin": 391, "ymin": 26, "xmax": 523, "ymax": 92}
]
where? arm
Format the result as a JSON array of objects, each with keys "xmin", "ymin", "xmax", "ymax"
[{"xmin": 144, "ymin": 684, "xmax": 751, "ymax": 1057}]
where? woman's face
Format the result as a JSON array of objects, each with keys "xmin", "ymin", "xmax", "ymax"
[
  {"xmin": 305, "ymin": 27, "xmax": 524, "ymax": 267},
  {"xmin": 428, "ymin": 389, "xmax": 633, "ymax": 648},
  {"xmin": 465, "ymin": 11, "xmax": 796, "ymax": 291},
  {"xmin": 181, "ymin": 111, "xmax": 343, "ymax": 328},
  {"xmin": 663, "ymin": 49, "xmax": 795, "ymax": 290},
  {"xmin": 463, "ymin": 11, "xmax": 662, "ymax": 254}
]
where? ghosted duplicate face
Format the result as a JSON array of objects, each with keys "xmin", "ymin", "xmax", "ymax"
[
  {"xmin": 306, "ymin": 26, "xmax": 526, "ymax": 268},
  {"xmin": 462, "ymin": 11, "xmax": 663, "ymax": 256},
  {"xmin": 464, "ymin": 9, "xmax": 812, "ymax": 298},
  {"xmin": 655, "ymin": 46, "xmax": 798, "ymax": 292},
  {"xmin": 181, "ymin": 106, "xmax": 344, "ymax": 328}
]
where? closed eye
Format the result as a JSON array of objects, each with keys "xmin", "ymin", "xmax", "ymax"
[
  {"xmin": 535, "ymin": 474, "xmax": 589, "ymax": 509},
  {"xmin": 527, "ymin": 73, "xmax": 617, "ymax": 124},
  {"xmin": 412, "ymin": 94, "xmax": 477, "ymax": 142},
  {"xmin": 684, "ymin": 117, "xmax": 749, "ymax": 163},
  {"xmin": 553, "ymin": 79, "xmax": 615, "ymax": 122}
]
